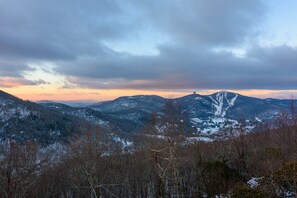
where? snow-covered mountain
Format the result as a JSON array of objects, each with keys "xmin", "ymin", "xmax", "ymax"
[
  {"xmin": 91, "ymin": 95, "xmax": 165, "ymax": 113},
  {"xmin": 90, "ymin": 95, "xmax": 166, "ymax": 132},
  {"xmin": 91, "ymin": 91, "xmax": 295, "ymax": 136},
  {"xmin": 0, "ymin": 90, "xmax": 87, "ymax": 143},
  {"xmin": 1, "ymin": 90, "xmax": 295, "ymax": 143},
  {"xmin": 175, "ymin": 91, "xmax": 285, "ymax": 135}
]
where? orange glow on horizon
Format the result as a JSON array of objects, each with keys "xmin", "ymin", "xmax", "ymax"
[
  {"xmin": 1, "ymin": 85, "xmax": 297, "ymax": 102},
  {"xmin": 1, "ymin": 86, "xmax": 190, "ymax": 101}
]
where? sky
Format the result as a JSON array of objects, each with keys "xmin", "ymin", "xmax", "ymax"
[{"xmin": 0, "ymin": 0, "xmax": 297, "ymax": 101}]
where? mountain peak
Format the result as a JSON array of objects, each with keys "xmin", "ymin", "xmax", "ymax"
[
  {"xmin": 0, "ymin": 90, "xmax": 22, "ymax": 103},
  {"xmin": 0, "ymin": 90, "xmax": 15, "ymax": 99}
]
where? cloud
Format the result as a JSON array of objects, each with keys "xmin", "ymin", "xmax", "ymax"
[
  {"xmin": 0, "ymin": 0, "xmax": 136, "ymax": 61},
  {"xmin": 0, "ymin": 0, "xmax": 266, "ymax": 60},
  {"xmin": 56, "ymin": 43, "xmax": 297, "ymax": 90},
  {"xmin": 0, "ymin": 0, "xmax": 296, "ymax": 91},
  {"xmin": 131, "ymin": 0, "xmax": 266, "ymax": 46},
  {"xmin": 0, "ymin": 0, "xmax": 133, "ymax": 87},
  {"xmin": 0, "ymin": 77, "xmax": 49, "ymax": 88},
  {"xmin": 0, "ymin": 61, "xmax": 50, "ymax": 88},
  {"xmin": 0, "ymin": 62, "xmax": 33, "ymax": 77},
  {"xmin": 0, "ymin": 61, "xmax": 40, "ymax": 87}
]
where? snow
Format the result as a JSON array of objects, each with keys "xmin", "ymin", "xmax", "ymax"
[
  {"xmin": 121, "ymin": 102, "xmax": 129, "ymax": 107},
  {"xmin": 113, "ymin": 137, "xmax": 133, "ymax": 148},
  {"xmin": 211, "ymin": 117, "xmax": 226, "ymax": 124},
  {"xmin": 226, "ymin": 94, "xmax": 238, "ymax": 107},
  {"xmin": 186, "ymin": 136, "xmax": 213, "ymax": 143},
  {"xmin": 97, "ymin": 119, "xmax": 108, "ymax": 125},
  {"xmin": 248, "ymin": 177, "xmax": 295, "ymax": 197},
  {"xmin": 247, "ymin": 177, "xmax": 260, "ymax": 188},
  {"xmin": 209, "ymin": 92, "xmax": 238, "ymax": 117},
  {"xmin": 210, "ymin": 92, "xmax": 224, "ymax": 117},
  {"xmin": 201, "ymin": 127, "xmax": 220, "ymax": 135},
  {"xmin": 69, "ymin": 110, "xmax": 109, "ymax": 126},
  {"xmin": 191, "ymin": 118, "xmax": 203, "ymax": 124},
  {"xmin": 191, "ymin": 116, "xmax": 253, "ymax": 137},
  {"xmin": 282, "ymin": 191, "xmax": 295, "ymax": 198},
  {"xmin": 50, "ymin": 130, "xmax": 61, "ymax": 136},
  {"xmin": 38, "ymin": 142, "xmax": 67, "ymax": 163},
  {"xmin": 255, "ymin": 117, "xmax": 261, "ymax": 121},
  {"xmin": 156, "ymin": 125, "xmax": 167, "ymax": 134},
  {"xmin": 247, "ymin": 177, "xmax": 295, "ymax": 197},
  {"xmin": 0, "ymin": 103, "xmax": 32, "ymax": 122},
  {"xmin": 245, "ymin": 125, "xmax": 256, "ymax": 131}
]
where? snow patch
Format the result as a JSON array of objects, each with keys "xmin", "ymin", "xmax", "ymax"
[
  {"xmin": 247, "ymin": 177, "xmax": 261, "ymax": 188},
  {"xmin": 209, "ymin": 92, "xmax": 237, "ymax": 117},
  {"xmin": 210, "ymin": 92, "xmax": 224, "ymax": 117},
  {"xmin": 255, "ymin": 117, "xmax": 262, "ymax": 122},
  {"xmin": 201, "ymin": 127, "xmax": 220, "ymax": 135},
  {"xmin": 186, "ymin": 136, "xmax": 213, "ymax": 143},
  {"xmin": 113, "ymin": 137, "xmax": 133, "ymax": 148},
  {"xmin": 211, "ymin": 117, "xmax": 226, "ymax": 124},
  {"xmin": 226, "ymin": 94, "xmax": 238, "ymax": 107},
  {"xmin": 191, "ymin": 118, "xmax": 203, "ymax": 124}
]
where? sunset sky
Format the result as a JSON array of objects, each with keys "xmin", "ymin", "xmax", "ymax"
[{"xmin": 0, "ymin": 0, "xmax": 297, "ymax": 101}]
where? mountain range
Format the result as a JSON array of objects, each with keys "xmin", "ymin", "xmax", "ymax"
[
  {"xmin": 0, "ymin": 90, "xmax": 295, "ymax": 144},
  {"xmin": 0, "ymin": 90, "xmax": 88, "ymax": 144}
]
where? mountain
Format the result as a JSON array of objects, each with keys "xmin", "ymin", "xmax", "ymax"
[
  {"xmin": 175, "ymin": 91, "xmax": 287, "ymax": 135},
  {"xmin": 39, "ymin": 101, "xmax": 112, "ymax": 128},
  {"xmin": 91, "ymin": 95, "xmax": 165, "ymax": 113},
  {"xmin": 38, "ymin": 100, "xmax": 96, "ymax": 107},
  {"xmin": 90, "ymin": 91, "xmax": 295, "ymax": 136},
  {"xmin": 1, "ymin": 90, "xmax": 295, "ymax": 143},
  {"xmin": 90, "ymin": 95, "xmax": 166, "ymax": 132},
  {"xmin": 0, "ymin": 90, "xmax": 88, "ymax": 144}
]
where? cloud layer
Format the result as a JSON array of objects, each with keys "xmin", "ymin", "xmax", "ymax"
[{"xmin": 0, "ymin": 0, "xmax": 296, "ymax": 90}]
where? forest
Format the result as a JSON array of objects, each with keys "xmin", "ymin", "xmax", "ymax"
[{"xmin": 1, "ymin": 103, "xmax": 297, "ymax": 198}]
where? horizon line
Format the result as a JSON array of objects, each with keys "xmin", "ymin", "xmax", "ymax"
[{"xmin": 2, "ymin": 89, "xmax": 296, "ymax": 103}]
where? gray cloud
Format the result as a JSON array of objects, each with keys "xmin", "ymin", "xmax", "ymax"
[
  {"xmin": 0, "ymin": 0, "xmax": 296, "ymax": 90},
  {"xmin": 0, "ymin": 0, "xmax": 265, "ymax": 60},
  {"xmin": 0, "ymin": 0, "xmax": 135, "ymax": 61},
  {"xmin": 0, "ymin": 61, "xmax": 36, "ymax": 87},
  {"xmin": 0, "ymin": 0, "xmax": 132, "ymax": 87},
  {"xmin": 59, "ymin": 44, "xmax": 297, "ymax": 90},
  {"xmin": 0, "ymin": 77, "xmax": 49, "ymax": 88},
  {"xmin": 131, "ymin": 0, "xmax": 266, "ymax": 46},
  {"xmin": 0, "ymin": 62, "xmax": 33, "ymax": 77},
  {"xmin": 0, "ymin": 61, "xmax": 50, "ymax": 87}
]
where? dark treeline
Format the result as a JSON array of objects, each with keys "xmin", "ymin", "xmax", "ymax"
[{"xmin": 1, "ymin": 104, "xmax": 297, "ymax": 197}]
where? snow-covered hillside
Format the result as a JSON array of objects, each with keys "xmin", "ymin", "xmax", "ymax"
[
  {"xmin": 209, "ymin": 91, "xmax": 238, "ymax": 117},
  {"xmin": 1, "ymin": 90, "xmax": 295, "ymax": 143},
  {"xmin": 0, "ymin": 90, "xmax": 86, "ymax": 143}
]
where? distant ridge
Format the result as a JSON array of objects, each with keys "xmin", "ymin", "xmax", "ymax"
[
  {"xmin": 1, "ymin": 90, "xmax": 296, "ymax": 143},
  {"xmin": 0, "ymin": 90, "xmax": 87, "ymax": 144}
]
